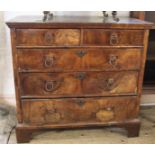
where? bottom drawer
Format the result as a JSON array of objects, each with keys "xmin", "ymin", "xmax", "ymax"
[{"xmin": 22, "ymin": 97, "xmax": 139, "ymax": 125}]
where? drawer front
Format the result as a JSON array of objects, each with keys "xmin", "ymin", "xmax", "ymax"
[
  {"xmin": 18, "ymin": 48, "xmax": 142, "ymax": 72},
  {"xmin": 16, "ymin": 29, "xmax": 80, "ymax": 46},
  {"xmin": 83, "ymin": 29, "xmax": 144, "ymax": 46},
  {"xmin": 20, "ymin": 71, "xmax": 138, "ymax": 98},
  {"xmin": 22, "ymin": 97, "xmax": 139, "ymax": 125}
]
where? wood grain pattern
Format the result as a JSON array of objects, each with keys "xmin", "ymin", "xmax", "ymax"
[
  {"xmin": 18, "ymin": 48, "xmax": 142, "ymax": 72},
  {"xmin": 83, "ymin": 29, "xmax": 144, "ymax": 46},
  {"xmin": 15, "ymin": 118, "xmax": 141, "ymax": 143},
  {"xmin": 137, "ymin": 30, "xmax": 150, "ymax": 110},
  {"xmin": 10, "ymin": 29, "xmax": 23, "ymax": 123},
  {"xmin": 20, "ymin": 71, "xmax": 138, "ymax": 98},
  {"xmin": 6, "ymin": 16, "xmax": 153, "ymax": 29},
  {"xmin": 6, "ymin": 16, "xmax": 152, "ymax": 142},
  {"xmin": 21, "ymin": 97, "xmax": 139, "ymax": 125},
  {"xmin": 16, "ymin": 29, "xmax": 80, "ymax": 46}
]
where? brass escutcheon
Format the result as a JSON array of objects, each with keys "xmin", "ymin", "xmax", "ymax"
[
  {"xmin": 75, "ymin": 72, "xmax": 86, "ymax": 80},
  {"xmin": 76, "ymin": 99, "xmax": 85, "ymax": 107},
  {"xmin": 76, "ymin": 51, "xmax": 87, "ymax": 58}
]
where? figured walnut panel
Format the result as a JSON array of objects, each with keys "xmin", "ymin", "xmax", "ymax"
[
  {"xmin": 21, "ymin": 97, "xmax": 139, "ymax": 125},
  {"xmin": 6, "ymin": 16, "xmax": 153, "ymax": 142},
  {"xmin": 6, "ymin": 16, "xmax": 153, "ymax": 30},
  {"xmin": 83, "ymin": 29, "xmax": 144, "ymax": 46},
  {"xmin": 18, "ymin": 48, "xmax": 142, "ymax": 72},
  {"xmin": 16, "ymin": 29, "xmax": 80, "ymax": 46},
  {"xmin": 20, "ymin": 71, "xmax": 138, "ymax": 98}
]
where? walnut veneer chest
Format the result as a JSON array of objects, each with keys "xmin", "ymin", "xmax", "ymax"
[{"xmin": 7, "ymin": 16, "xmax": 152, "ymax": 143}]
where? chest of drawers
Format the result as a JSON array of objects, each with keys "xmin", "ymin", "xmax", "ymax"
[{"xmin": 7, "ymin": 16, "xmax": 152, "ymax": 143}]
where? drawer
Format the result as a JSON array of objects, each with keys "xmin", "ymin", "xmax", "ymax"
[
  {"xmin": 21, "ymin": 97, "xmax": 139, "ymax": 125},
  {"xmin": 20, "ymin": 71, "xmax": 138, "ymax": 98},
  {"xmin": 16, "ymin": 29, "xmax": 80, "ymax": 46},
  {"xmin": 83, "ymin": 29, "xmax": 144, "ymax": 46},
  {"xmin": 18, "ymin": 48, "xmax": 142, "ymax": 72}
]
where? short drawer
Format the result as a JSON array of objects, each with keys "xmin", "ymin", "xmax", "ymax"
[
  {"xmin": 20, "ymin": 71, "xmax": 138, "ymax": 98},
  {"xmin": 16, "ymin": 29, "xmax": 80, "ymax": 46},
  {"xmin": 21, "ymin": 97, "xmax": 139, "ymax": 125},
  {"xmin": 83, "ymin": 29, "xmax": 144, "ymax": 46},
  {"xmin": 18, "ymin": 48, "xmax": 142, "ymax": 72}
]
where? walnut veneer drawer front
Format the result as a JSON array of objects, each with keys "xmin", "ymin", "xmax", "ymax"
[
  {"xmin": 22, "ymin": 97, "xmax": 139, "ymax": 125},
  {"xmin": 16, "ymin": 29, "xmax": 80, "ymax": 46},
  {"xmin": 20, "ymin": 71, "xmax": 138, "ymax": 98},
  {"xmin": 7, "ymin": 16, "xmax": 152, "ymax": 142},
  {"xmin": 83, "ymin": 29, "xmax": 144, "ymax": 46},
  {"xmin": 18, "ymin": 48, "xmax": 142, "ymax": 72}
]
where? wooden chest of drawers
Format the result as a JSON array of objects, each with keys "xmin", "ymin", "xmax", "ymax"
[{"xmin": 7, "ymin": 16, "xmax": 152, "ymax": 143}]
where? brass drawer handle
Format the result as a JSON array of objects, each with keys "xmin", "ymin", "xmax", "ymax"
[
  {"xmin": 109, "ymin": 55, "xmax": 118, "ymax": 67},
  {"xmin": 110, "ymin": 33, "xmax": 118, "ymax": 45},
  {"xmin": 75, "ymin": 72, "xmax": 86, "ymax": 80},
  {"xmin": 44, "ymin": 56, "xmax": 55, "ymax": 68},
  {"xmin": 76, "ymin": 51, "xmax": 87, "ymax": 58},
  {"xmin": 44, "ymin": 80, "xmax": 62, "ymax": 92},
  {"xmin": 106, "ymin": 78, "xmax": 114, "ymax": 89},
  {"xmin": 76, "ymin": 99, "xmax": 85, "ymax": 107},
  {"xmin": 44, "ymin": 32, "xmax": 53, "ymax": 43}
]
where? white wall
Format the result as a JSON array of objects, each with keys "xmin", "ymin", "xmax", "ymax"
[
  {"xmin": 4, "ymin": 11, "xmax": 129, "ymax": 20},
  {"xmin": 0, "ymin": 12, "xmax": 14, "ymax": 99}
]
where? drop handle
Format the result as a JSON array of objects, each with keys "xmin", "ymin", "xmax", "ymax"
[
  {"xmin": 106, "ymin": 78, "xmax": 114, "ymax": 89},
  {"xmin": 44, "ymin": 81, "xmax": 56, "ymax": 92},
  {"xmin": 44, "ymin": 56, "xmax": 55, "ymax": 68},
  {"xmin": 110, "ymin": 33, "xmax": 118, "ymax": 45},
  {"xmin": 44, "ymin": 32, "xmax": 54, "ymax": 43},
  {"xmin": 44, "ymin": 79, "xmax": 63, "ymax": 92},
  {"xmin": 109, "ymin": 55, "xmax": 118, "ymax": 67}
]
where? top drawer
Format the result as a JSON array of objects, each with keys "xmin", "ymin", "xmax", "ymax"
[
  {"xmin": 16, "ymin": 29, "xmax": 81, "ymax": 46},
  {"xmin": 83, "ymin": 29, "xmax": 144, "ymax": 46}
]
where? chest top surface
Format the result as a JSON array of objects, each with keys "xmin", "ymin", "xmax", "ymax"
[{"xmin": 6, "ymin": 16, "xmax": 153, "ymax": 29}]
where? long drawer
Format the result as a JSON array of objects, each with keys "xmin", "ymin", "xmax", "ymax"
[
  {"xmin": 83, "ymin": 29, "xmax": 144, "ymax": 46},
  {"xmin": 16, "ymin": 29, "xmax": 81, "ymax": 46},
  {"xmin": 20, "ymin": 71, "xmax": 138, "ymax": 98},
  {"xmin": 18, "ymin": 48, "xmax": 142, "ymax": 72},
  {"xmin": 21, "ymin": 97, "xmax": 139, "ymax": 125}
]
